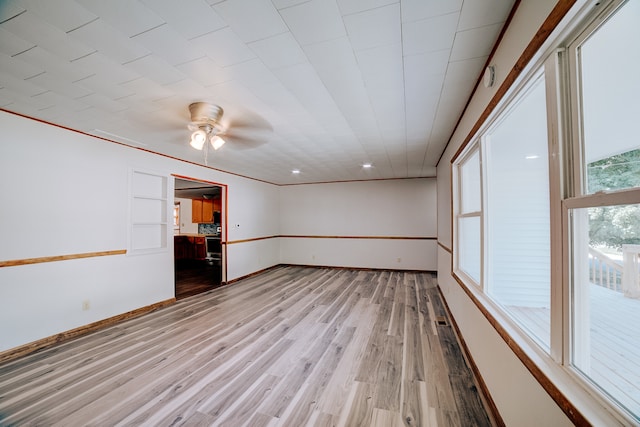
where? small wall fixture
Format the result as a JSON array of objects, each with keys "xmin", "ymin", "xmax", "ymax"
[{"xmin": 483, "ymin": 65, "xmax": 496, "ymax": 88}]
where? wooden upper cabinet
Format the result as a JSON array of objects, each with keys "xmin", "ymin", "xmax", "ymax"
[
  {"xmin": 212, "ymin": 197, "xmax": 221, "ymax": 213},
  {"xmin": 192, "ymin": 199, "xmax": 203, "ymax": 223},
  {"xmin": 202, "ymin": 199, "xmax": 214, "ymax": 223},
  {"xmin": 192, "ymin": 198, "xmax": 220, "ymax": 223}
]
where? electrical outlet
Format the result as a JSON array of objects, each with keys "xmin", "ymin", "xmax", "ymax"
[
  {"xmin": 397, "ymin": 257, "xmax": 401, "ymax": 263},
  {"xmin": 82, "ymin": 300, "xmax": 90, "ymax": 311}
]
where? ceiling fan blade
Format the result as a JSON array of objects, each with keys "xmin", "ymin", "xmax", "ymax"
[
  {"xmin": 224, "ymin": 110, "xmax": 273, "ymax": 133},
  {"xmin": 222, "ymin": 132, "xmax": 268, "ymax": 149}
]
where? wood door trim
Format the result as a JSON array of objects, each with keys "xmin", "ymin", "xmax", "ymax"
[{"xmin": 0, "ymin": 249, "xmax": 127, "ymax": 268}]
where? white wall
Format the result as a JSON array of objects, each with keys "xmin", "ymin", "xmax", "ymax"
[
  {"xmin": 279, "ymin": 179, "xmax": 437, "ymax": 270},
  {"xmin": 0, "ymin": 110, "xmax": 279, "ymax": 352},
  {"xmin": 436, "ymin": 0, "xmax": 590, "ymax": 425}
]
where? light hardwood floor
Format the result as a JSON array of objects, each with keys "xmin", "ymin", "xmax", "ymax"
[{"xmin": 0, "ymin": 266, "xmax": 494, "ymax": 426}]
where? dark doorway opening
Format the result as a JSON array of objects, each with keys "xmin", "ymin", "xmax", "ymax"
[{"xmin": 174, "ymin": 177, "xmax": 224, "ymax": 299}]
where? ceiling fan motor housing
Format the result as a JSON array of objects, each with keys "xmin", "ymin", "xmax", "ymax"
[{"xmin": 189, "ymin": 102, "xmax": 224, "ymax": 125}]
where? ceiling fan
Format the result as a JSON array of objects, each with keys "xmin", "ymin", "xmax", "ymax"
[{"xmin": 187, "ymin": 102, "xmax": 272, "ymax": 164}]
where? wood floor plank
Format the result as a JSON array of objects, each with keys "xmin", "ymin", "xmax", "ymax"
[
  {"xmin": 339, "ymin": 381, "xmax": 374, "ymax": 427},
  {"xmin": 0, "ymin": 267, "xmax": 494, "ymax": 427}
]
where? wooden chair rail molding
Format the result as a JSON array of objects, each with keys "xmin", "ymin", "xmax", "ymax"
[
  {"xmin": 0, "ymin": 249, "xmax": 127, "ymax": 268},
  {"xmin": 227, "ymin": 235, "xmax": 436, "ymax": 245}
]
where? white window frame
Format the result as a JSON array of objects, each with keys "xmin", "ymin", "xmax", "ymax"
[
  {"xmin": 451, "ymin": 0, "xmax": 639, "ymax": 424},
  {"xmin": 453, "ymin": 144, "xmax": 483, "ymax": 288}
]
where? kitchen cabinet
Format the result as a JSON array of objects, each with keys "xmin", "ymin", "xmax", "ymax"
[
  {"xmin": 174, "ymin": 235, "xmax": 207, "ymax": 259},
  {"xmin": 192, "ymin": 198, "xmax": 220, "ymax": 223},
  {"xmin": 192, "ymin": 199, "xmax": 203, "ymax": 223}
]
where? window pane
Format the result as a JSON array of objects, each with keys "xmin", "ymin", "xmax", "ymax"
[
  {"xmin": 485, "ymin": 76, "xmax": 551, "ymax": 349},
  {"xmin": 580, "ymin": 0, "xmax": 640, "ymax": 194},
  {"xmin": 460, "ymin": 149, "xmax": 481, "ymax": 213},
  {"xmin": 571, "ymin": 203, "xmax": 640, "ymax": 418},
  {"xmin": 458, "ymin": 216, "xmax": 481, "ymax": 283}
]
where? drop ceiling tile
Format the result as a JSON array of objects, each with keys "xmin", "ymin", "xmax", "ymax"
[
  {"xmin": 20, "ymin": 0, "xmax": 97, "ymax": 32},
  {"xmin": 303, "ymin": 37, "xmax": 377, "ymax": 133},
  {"xmin": 343, "ymin": 3, "xmax": 400, "ymax": 51},
  {"xmin": 124, "ymin": 54, "xmax": 185, "ymax": 86},
  {"xmin": 0, "ymin": 70, "xmax": 47, "ymax": 97},
  {"xmin": 248, "ymin": 32, "xmax": 307, "ymax": 69},
  {"xmin": 0, "ymin": 51, "xmax": 43, "ymax": 80},
  {"xmin": 25, "ymin": 72, "xmax": 93, "ymax": 99},
  {"xmin": 175, "ymin": 56, "xmax": 229, "ymax": 87},
  {"xmin": 272, "ymin": 62, "xmax": 349, "ymax": 133},
  {"xmin": 271, "ymin": 0, "xmax": 309, "ymax": 10},
  {"xmin": 1, "ymin": 91, "xmax": 52, "ymax": 112},
  {"xmin": 0, "ymin": 88, "xmax": 18, "ymax": 108},
  {"xmin": 160, "ymin": 79, "xmax": 208, "ymax": 100},
  {"xmin": 75, "ymin": 0, "xmax": 165, "ymax": 37},
  {"xmin": 75, "ymin": 92, "xmax": 128, "ymax": 113},
  {"xmin": 0, "ymin": 2, "xmax": 25, "ymax": 22},
  {"xmin": 402, "ymin": 12, "xmax": 458, "ymax": 56},
  {"xmin": 139, "ymin": 0, "xmax": 226, "ymax": 39},
  {"xmin": 190, "ymin": 27, "xmax": 256, "ymax": 67},
  {"xmin": 12, "ymin": 46, "xmax": 89, "ymax": 82},
  {"xmin": 31, "ymin": 90, "xmax": 88, "ymax": 112},
  {"xmin": 403, "ymin": 49, "xmax": 448, "ymax": 90},
  {"xmin": 400, "ymin": 0, "xmax": 462, "ymax": 23},
  {"xmin": 75, "ymin": 74, "xmax": 134, "ymax": 100},
  {"xmin": 67, "ymin": 18, "xmax": 151, "ymax": 64},
  {"xmin": 132, "ymin": 24, "xmax": 204, "ymax": 66},
  {"xmin": 223, "ymin": 58, "xmax": 276, "ymax": 86},
  {"xmin": 118, "ymin": 77, "xmax": 174, "ymax": 102},
  {"xmin": 354, "ymin": 43, "xmax": 404, "ymax": 129},
  {"xmin": 405, "ymin": 83, "xmax": 440, "ymax": 140},
  {"xmin": 205, "ymin": 79, "xmax": 258, "ymax": 107},
  {"xmin": 213, "ymin": 0, "xmax": 288, "ymax": 43},
  {"xmin": 450, "ymin": 23, "xmax": 503, "ymax": 61},
  {"xmin": 458, "ymin": 0, "xmax": 515, "ymax": 31},
  {"xmin": 280, "ymin": 0, "xmax": 347, "ymax": 46},
  {"xmin": 0, "ymin": 27, "xmax": 34, "ymax": 56},
  {"xmin": 1, "ymin": 11, "xmax": 95, "ymax": 61},
  {"xmin": 337, "ymin": 0, "xmax": 397, "ymax": 16},
  {"xmin": 444, "ymin": 56, "xmax": 487, "ymax": 85},
  {"xmin": 71, "ymin": 52, "xmax": 139, "ymax": 86}
]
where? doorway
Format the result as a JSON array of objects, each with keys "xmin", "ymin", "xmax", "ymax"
[{"xmin": 173, "ymin": 176, "xmax": 225, "ymax": 299}]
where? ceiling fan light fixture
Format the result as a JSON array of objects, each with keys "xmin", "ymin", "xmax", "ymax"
[
  {"xmin": 190, "ymin": 129, "xmax": 207, "ymax": 150},
  {"xmin": 211, "ymin": 135, "xmax": 226, "ymax": 150}
]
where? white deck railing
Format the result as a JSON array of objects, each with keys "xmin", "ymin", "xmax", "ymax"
[
  {"xmin": 589, "ymin": 246, "xmax": 622, "ymax": 292},
  {"xmin": 622, "ymin": 244, "xmax": 640, "ymax": 298},
  {"xmin": 589, "ymin": 245, "xmax": 640, "ymax": 299}
]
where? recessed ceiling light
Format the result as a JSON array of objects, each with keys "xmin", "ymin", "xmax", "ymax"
[
  {"xmin": 292, "ymin": 169, "xmax": 301, "ymax": 174},
  {"xmin": 362, "ymin": 163, "xmax": 372, "ymax": 168},
  {"xmin": 525, "ymin": 155, "xmax": 540, "ymax": 160}
]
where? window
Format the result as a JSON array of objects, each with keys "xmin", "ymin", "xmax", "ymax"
[
  {"xmin": 567, "ymin": 0, "xmax": 640, "ymax": 418},
  {"xmin": 455, "ymin": 147, "xmax": 482, "ymax": 284},
  {"xmin": 484, "ymin": 74, "xmax": 551, "ymax": 350},
  {"xmin": 174, "ymin": 202, "xmax": 180, "ymax": 234},
  {"xmin": 453, "ymin": 0, "xmax": 640, "ymax": 422}
]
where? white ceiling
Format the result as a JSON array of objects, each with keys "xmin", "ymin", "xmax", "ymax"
[{"xmin": 0, "ymin": 0, "xmax": 515, "ymax": 184}]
